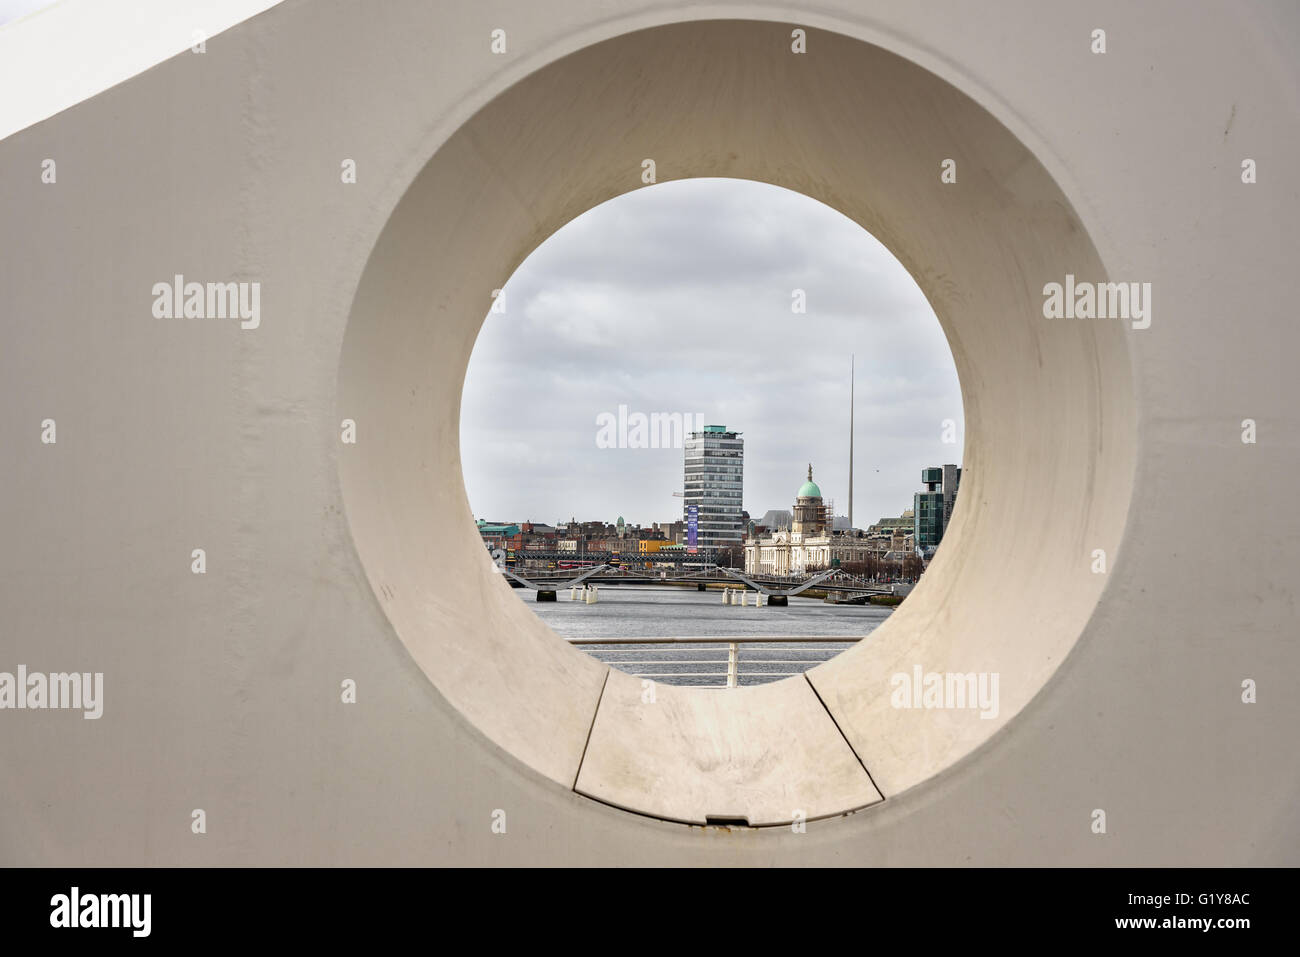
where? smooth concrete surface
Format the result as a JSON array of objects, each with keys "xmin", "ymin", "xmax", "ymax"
[
  {"xmin": 576, "ymin": 671, "xmax": 881, "ymax": 826},
  {"xmin": 0, "ymin": 0, "xmax": 284, "ymax": 141},
  {"xmin": 1, "ymin": 0, "xmax": 1298, "ymax": 865},
  {"xmin": 339, "ymin": 16, "xmax": 1130, "ymax": 822}
]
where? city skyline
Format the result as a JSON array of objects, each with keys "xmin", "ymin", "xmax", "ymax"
[{"xmin": 460, "ymin": 177, "xmax": 965, "ymax": 528}]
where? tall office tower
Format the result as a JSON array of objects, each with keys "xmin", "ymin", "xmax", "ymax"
[
  {"xmin": 914, "ymin": 464, "xmax": 962, "ymax": 551},
  {"xmin": 683, "ymin": 425, "xmax": 744, "ymax": 551},
  {"xmin": 914, "ymin": 467, "xmax": 946, "ymax": 550},
  {"xmin": 941, "ymin": 463, "xmax": 962, "ymax": 524}
]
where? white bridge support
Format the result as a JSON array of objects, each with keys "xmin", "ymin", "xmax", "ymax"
[{"xmin": 0, "ymin": 0, "xmax": 1297, "ymax": 863}]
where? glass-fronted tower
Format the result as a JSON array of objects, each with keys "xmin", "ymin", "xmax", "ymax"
[
  {"xmin": 914, "ymin": 465, "xmax": 961, "ymax": 551},
  {"xmin": 683, "ymin": 425, "xmax": 744, "ymax": 551}
]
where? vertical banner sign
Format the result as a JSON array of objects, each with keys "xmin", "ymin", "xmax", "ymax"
[{"xmin": 687, "ymin": 505, "xmax": 698, "ymax": 554}]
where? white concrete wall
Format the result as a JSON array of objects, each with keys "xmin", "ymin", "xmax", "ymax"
[
  {"xmin": 0, "ymin": 0, "xmax": 284, "ymax": 141},
  {"xmin": 0, "ymin": 0, "xmax": 1297, "ymax": 864}
]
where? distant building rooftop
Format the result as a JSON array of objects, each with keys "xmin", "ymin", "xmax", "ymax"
[{"xmin": 759, "ymin": 509, "xmax": 792, "ymax": 530}]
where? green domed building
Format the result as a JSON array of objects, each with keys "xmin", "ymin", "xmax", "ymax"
[{"xmin": 792, "ymin": 464, "xmax": 827, "ymax": 538}]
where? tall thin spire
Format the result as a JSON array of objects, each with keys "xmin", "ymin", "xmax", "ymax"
[{"xmin": 848, "ymin": 354, "xmax": 855, "ymax": 530}]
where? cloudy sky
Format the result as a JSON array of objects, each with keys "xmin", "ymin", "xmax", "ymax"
[{"xmin": 460, "ymin": 178, "xmax": 963, "ymax": 530}]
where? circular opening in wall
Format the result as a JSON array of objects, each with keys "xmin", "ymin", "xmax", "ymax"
[
  {"xmin": 461, "ymin": 177, "xmax": 965, "ymax": 690},
  {"xmin": 337, "ymin": 19, "xmax": 1137, "ymax": 827}
]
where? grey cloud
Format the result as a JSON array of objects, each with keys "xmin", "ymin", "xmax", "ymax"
[{"xmin": 461, "ymin": 178, "xmax": 963, "ymax": 529}]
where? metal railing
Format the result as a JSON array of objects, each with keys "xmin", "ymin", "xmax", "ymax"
[{"xmin": 568, "ymin": 635, "xmax": 862, "ymax": 689}]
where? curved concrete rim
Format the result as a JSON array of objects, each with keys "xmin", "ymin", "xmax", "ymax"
[{"xmin": 337, "ymin": 18, "xmax": 1137, "ymax": 826}]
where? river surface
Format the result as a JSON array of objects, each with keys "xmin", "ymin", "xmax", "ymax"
[{"xmin": 520, "ymin": 584, "xmax": 893, "ymax": 687}]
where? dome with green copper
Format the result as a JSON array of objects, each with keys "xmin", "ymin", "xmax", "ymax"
[{"xmin": 797, "ymin": 464, "xmax": 822, "ymax": 499}]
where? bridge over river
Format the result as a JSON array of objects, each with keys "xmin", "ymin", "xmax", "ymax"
[{"xmin": 499, "ymin": 563, "xmax": 902, "ymax": 606}]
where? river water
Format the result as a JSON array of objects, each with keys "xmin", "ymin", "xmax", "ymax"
[{"xmin": 521, "ymin": 584, "xmax": 893, "ymax": 687}]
